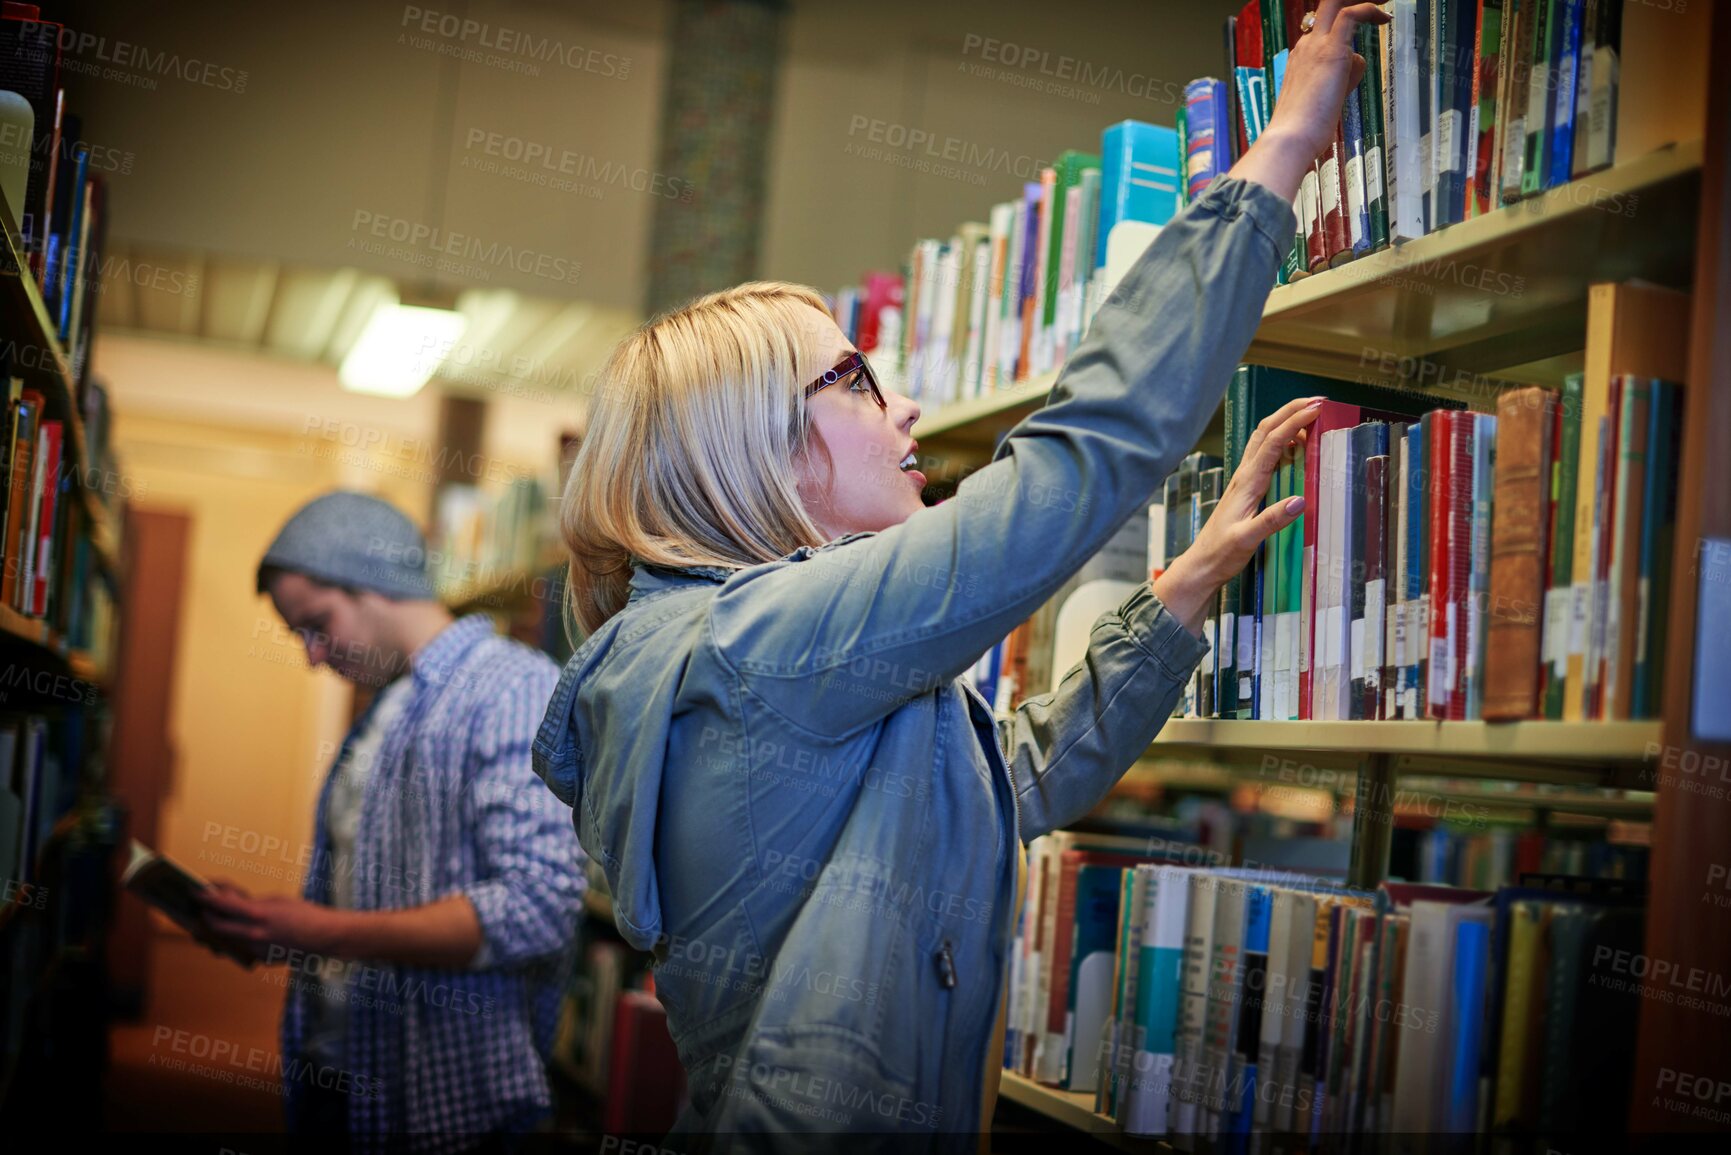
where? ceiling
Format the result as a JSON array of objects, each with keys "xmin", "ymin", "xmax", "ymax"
[{"xmin": 93, "ymin": 242, "xmax": 641, "ymax": 404}]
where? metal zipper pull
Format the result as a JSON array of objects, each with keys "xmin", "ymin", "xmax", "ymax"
[{"xmin": 936, "ymin": 940, "xmax": 957, "ymax": 989}]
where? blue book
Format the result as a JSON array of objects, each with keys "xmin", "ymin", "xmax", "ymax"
[
  {"xmin": 1548, "ymin": 0, "xmax": 1586, "ymax": 188},
  {"xmin": 1066, "ymin": 865, "xmax": 1126, "ymax": 1091},
  {"xmin": 1417, "ymin": 0, "xmax": 1437, "ymax": 232},
  {"xmin": 1466, "ymin": 414, "xmax": 1498, "ymax": 719},
  {"xmin": 1343, "ymin": 85, "xmax": 1373, "ymax": 256},
  {"xmin": 1437, "ymin": 0, "xmax": 1480, "ymax": 227},
  {"xmin": 1445, "ymin": 916, "xmax": 1492, "ymax": 1132},
  {"xmin": 56, "ymin": 145, "xmax": 92, "ymax": 340},
  {"xmin": 1183, "ymin": 79, "xmax": 1233, "ymax": 203},
  {"xmin": 1224, "ymin": 885, "xmax": 1273, "ymax": 1150},
  {"xmin": 1095, "ymin": 121, "xmax": 1181, "ymax": 275}
]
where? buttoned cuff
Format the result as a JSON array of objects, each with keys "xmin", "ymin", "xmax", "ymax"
[
  {"xmin": 1116, "ymin": 583, "xmax": 1211, "ymax": 683},
  {"xmin": 1191, "ymin": 175, "xmax": 1300, "ymax": 263}
]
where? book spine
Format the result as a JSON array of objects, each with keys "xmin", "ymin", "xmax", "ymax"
[
  {"xmin": 1322, "ymin": 124, "xmax": 1352, "ymax": 267},
  {"xmin": 1364, "ymin": 453, "xmax": 1389, "ymax": 719},
  {"xmin": 1359, "ymin": 22, "xmax": 1390, "ymax": 250},
  {"xmin": 1604, "ymin": 377, "xmax": 1648, "ymax": 719},
  {"xmin": 1465, "ymin": 413, "xmax": 1497, "ymax": 719},
  {"xmin": 1344, "ymin": 84, "xmax": 1373, "ymax": 258},
  {"xmin": 1521, "ymin": 0, "xmax": 1557, "ymax": 197},
  {"xmin": 1542, "ymin": 373, "xmax": 1584, "ymax": 717},
  {"xmin": 1583, "ymin": 0, "xmax": 1620, "ymax": 173},
  {"xmin": 1427, "ymin": 413, "xmax": 1453, "ymax": 718},
  {"xmin": 1547, "ymin": 0, "xmax": 1584, "ymax": 187}
]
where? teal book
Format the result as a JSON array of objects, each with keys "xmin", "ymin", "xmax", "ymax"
[
  {"xmin": 1521, "ymin": 0, "xmax": 1561, "ymax": 198},
  {"xmin": 1358, "ymin": 20, "xmax": 1390, "ymax": 250},
  {"xmin": 1536, "ymin": 903, "xmax": 1590, "ymax": 1133},
  {"xmin": 1633, "ymin": 379, "xmax": 1681, "ymax": 717},
  {"xmin": 1067, "ymin": 865, "xmax": 1127, "ymax": 1091},
  {"xmin": 1096, "ymin": 122, "xmax": 1180, "ymax": 275}
]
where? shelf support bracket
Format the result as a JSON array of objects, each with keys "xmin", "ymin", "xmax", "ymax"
[{"xmin": 1347, "ymin": 753, "xmax": 1395, "ymax": 891}]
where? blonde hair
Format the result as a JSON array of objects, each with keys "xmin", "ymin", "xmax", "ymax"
[{"xmin": 562, "ymin": 281, "xmax": 838, "ymax": 636}]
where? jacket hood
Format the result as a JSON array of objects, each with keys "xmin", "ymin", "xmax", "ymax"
[{"xmin": 531, "ymin": 562, "xmax": 729, "ymax": 954}]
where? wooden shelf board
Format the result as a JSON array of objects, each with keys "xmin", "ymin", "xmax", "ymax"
[
  {"xmin": 996, "ymin": 1072, "xmax": 1167, "ymax": 1149},
  {"xmin": 1252, "ymin": 141, "xmax": 1703, "ymax": 373},
  {"xmin": 909, "ymin": 146, "xmax": 1703, "ymax": 461},
  {"xmin": 1149, "ymin": 719, "xmax": 1660, "ymax": 765}
]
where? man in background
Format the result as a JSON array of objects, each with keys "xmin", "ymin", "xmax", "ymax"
[{"xmin": 201, "ymin": 489, "xmax": 583, "ymax": 1152}]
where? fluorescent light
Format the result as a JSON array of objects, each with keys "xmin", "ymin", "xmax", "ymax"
[{"xmin": 339, "ymin": 303, "xmax": 469, "ymax": 397}]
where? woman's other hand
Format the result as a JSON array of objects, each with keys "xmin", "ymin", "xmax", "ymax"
[
  {"xmin": 1152, "ymin": 396, "xmax": 1323, "ymax": 636},
  {"xmin": 1228, "ymin": 1, "xmax": 1393, "ymax": 203}
]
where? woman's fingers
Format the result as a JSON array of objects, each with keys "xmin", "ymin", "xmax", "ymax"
[
  {"xmin": 1251, "ymin": 399, "xmax": 1324, "ymax": 477},
  {"xmin": 1243, "ymin": 395, "xmax": 1324, "ymax": 469},
  {"xmin": 1245, "ymin": 493, "xmax": 1306, "ymax": 546}
]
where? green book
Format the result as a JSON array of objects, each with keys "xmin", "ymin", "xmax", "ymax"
[
  {"xmin": 1175, "ymin": 103, "xmax": 1189, "ymax": 211},
  {"xmin": 1634, "ymin": 380, "xmax": 1681, "ymax": 718},
  {"xmin": 1260, "ymin": 460, "xmax": 1284, "ymax": 721},
  {"xmin": 1542, "ymin": 371, "xmax": 1585, "ymax": 718},
  {"xmin": 1537, "ymin": 904, "xmax": 1591, "ymax": 1133},
  {"xmin": 1472, "ymin": 0, "xmax": 1506, "ymax": 218},
  {"xmin": 1521, "ymin": 0, "xmax": 1561, "ymax": 198},
  {"xmin": 1044, "ymin": 150, "xmax": 1101, "ymax": 332},
  {"xmin": 1358, "ymin": 20, "xmax": 1389, "ymax": 250}
]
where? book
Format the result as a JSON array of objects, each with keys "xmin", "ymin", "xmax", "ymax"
[
  {"xmin": 1485, "ymin": 387, "xmax": 1557, "ymax": 718},
  {"xmin": 1472, "ymin": 1, "xmax": 1507, "ymax": 217},
  {"xmin": 119, "ymin": 839, "xmax": 250, "ymax": 964},
  {"xmin": 1182, "ymin": 81, "xmax": 1230, "ymax": 205},
  {"xmin": 28, "ymin": 418, "xmax": 59, "ymax": 616},
  {"xmin": 1602, "ymin": 375, "xmax": 1650, "ymax": 720},
  {"xmin": 1565, "ymin": 282, "xmax": 1691, "ymax": 720},
  {"xmin": 1358, "ymin": 19, "xmax": 1390, "ymax": 250},
  {"xmin": 1546, "ymin": 0, "xmax": 1585, "ymax": 188},
  {"xmin": 1580, "ymin": 0, "xmax": 1621, "ymax": 174},
  {"xmin": 1068, "ymin": 863, "xmax": 1127, "ymax": 1091},
  {"xmin": 1094, "ymin": 121, "xmax": 1181, "ymax": 306},
  {"xmin": 1389, "ymin": 0, "xmax": 1426, "ymax": 240},
  {"xmin": 1542, "ymin": 372, "xmax": 1585, "ymax": 718},
  {"xmin": 1520, "ymin": 0, "xmax": 1559, "ymax": 198},
  {"xmin": 1172, "ymin": 870, "xmax": 1220, "ymax": 1143},
  {"xmin": 1633, "ymin": 379, "xmax": 1681, "ymax": 718},
  {"xmin": 1500, "ymin": 0, "xmax": 1534, "ymax": 201},
  {"xmin": 1124, "ymin": 865, "xmax": 1192, "ymax": 1135},
  {"xmin": 1465, "ymin": 412, "xmax": 1498, "ymax": 720}
]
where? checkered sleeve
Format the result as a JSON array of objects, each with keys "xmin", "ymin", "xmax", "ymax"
[{"xmin": 456, "ymin": 663, "xmax": 586, "ymax": 969}]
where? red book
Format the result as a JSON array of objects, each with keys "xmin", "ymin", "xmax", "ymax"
[
  {"xmin": 1322, "ymin": 123, "xmax": 1352, "ymax": 268},
  {"xmin": 603, "ymin": 989, "xmax": 684, "ymax": 1134},
  {"xmin": 1043, "ymin": 849, "xmax": 1169, "ymax": 1081},
  {"xmin": 30, "ymin": 417, "xmax": 59, "ymax": 616},
  {"xmin": 1448, "ymin": 417, "xmax": 1475, "ymax": 719},
  {"xmin": 1234, "ymin": 0, "xmax": 1263, "ymax": 157},
  {"xmin": 856, "ymin": 272, "xmax": 903, "ymax": 353},
  {"xmin": 1426, "ymin": 413, "xmax": 1454, "ymax": 718}
]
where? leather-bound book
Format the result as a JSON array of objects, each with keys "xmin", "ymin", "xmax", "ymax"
[{"xmin": 1484, "ymin": 386, "xmax": 1557, "ymax": 718}]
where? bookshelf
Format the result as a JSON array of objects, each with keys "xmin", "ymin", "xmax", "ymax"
[
  {"xmin": 0, "ymin": 165, "xmax": 127, "ymax": 1117},
  {"xmin": 997, "ymin": 1072, "xmax": 1168, "ymax": 1150},
  {"xmin": 882, "ymin": 14, "xmax": 1731, "ymax": 1143},
  {"xmin": 0, "ymin": 193, "xmax": 122, "ymax": 582}
]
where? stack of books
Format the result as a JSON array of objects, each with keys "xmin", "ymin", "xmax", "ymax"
[
  {"xmin": 1145, "ymin": 278, "xmax": 1688, "ymax": 725},
  {"xmin": 1005, "ymin": 853, "xmax": 1646, "ymax": 1145},
  {"xmin": 832, "ymin": 120, "xmax": 1183, "ymax": 413},
  {"xmin": 1217, "ymin": 0, "xmax": 1628, "ymax": 279},
  {"xmin": 0, "ymin": 4, "xmax": 111, "ymax": 383}
]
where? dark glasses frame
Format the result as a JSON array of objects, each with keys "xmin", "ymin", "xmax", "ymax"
[{"xmin": 804, "ymin": 351, "xmax": 886, "ymax": 410}]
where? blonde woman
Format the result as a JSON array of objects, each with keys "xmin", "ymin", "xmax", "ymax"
[{"xmin": 534, "ymin": 3, "xmax": 1389, "ymax": 1147}]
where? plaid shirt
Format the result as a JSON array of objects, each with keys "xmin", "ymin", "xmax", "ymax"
[{"xmin": 280, "ymin": 614, "xmax": 584, "ymax": 1152}]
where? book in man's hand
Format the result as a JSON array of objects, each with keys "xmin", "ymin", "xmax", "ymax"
[{"xmin": 120, "ymin": 839, "xmax": 256, "ymax": 964}]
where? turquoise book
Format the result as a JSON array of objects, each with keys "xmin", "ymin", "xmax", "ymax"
[{"xmin": 1095, "ymin": 121, "xmax": 1181, "ymax": 277}]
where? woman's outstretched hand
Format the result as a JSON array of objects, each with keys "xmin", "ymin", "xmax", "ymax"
[
  {"xmin": 1152, "ymin": 396, "xmax": 1324, "ymax": 637},
  {"xmin": 1227, "ymin": 1, "xmax": 1393, "ymax": 203}
]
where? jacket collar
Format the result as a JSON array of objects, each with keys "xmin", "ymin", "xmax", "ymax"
[{"xmin": 625, "ymin": 535, "xmax": 881, "ymax": 600}]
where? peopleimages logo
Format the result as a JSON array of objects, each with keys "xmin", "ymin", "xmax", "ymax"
[{"xmin": 399, "ymin": 6, "xmax": 631, "ymax": 78}]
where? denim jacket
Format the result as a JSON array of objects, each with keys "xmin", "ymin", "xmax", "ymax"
[{"xmin": 533, "ymin": 176, "xmax": 1294, "ymax": 1148}]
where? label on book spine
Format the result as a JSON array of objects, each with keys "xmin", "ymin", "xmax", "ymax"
[
  {"xmin": 1438, "ymin": 111, "xmax": 1462, "ymax": 173},
  {"xmin": 1569, "ymin": 580, "xmax": 1591, "ymax": 658},
  {"xmin": 1230, "ymin": 612, "xmax": 1249, "ymax": 671},
  {"xmin": 1418, "ymin": 132, "xmax": 1435, "ymax": 195},
  {"xmin": 1365, "ymin": 580, "xmax": 1385, "ymax": 674},
  {"xmin": 1351, "ymin": 616, "xmax": 1365, "ymax": 681},
  {"xmin": 1502, "ymin": 116, "xmax": 1526, "ymax": 194},
  {"xmin": 1544, "ymin": 587, "xmax": 1571, "ymax": 674},
  {"xmin": 1393, "ymin": 601, "xmax": 1407, "ymax": 672},
  {"xmin": 1366, "ymin": 146, "xmax": 1385, "ymax": 205},
  {"xmin": 1636, "ymin": 577, "xmax": 1651, "ymax": 669},
  {"xmin": 1321, "ymin": 156, "xmax": 1342, "ymax": 215}
]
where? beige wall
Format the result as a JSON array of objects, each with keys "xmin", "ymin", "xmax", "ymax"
[
  {"xmin": 95, "ymin": 335, "xmax": 559, "ymax": 895},
  {"xmin": 60, "ymin": 0, "xmax": 1241, "ymax": 316}
]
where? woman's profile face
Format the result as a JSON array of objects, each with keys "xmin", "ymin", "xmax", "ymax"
[{"xmin": 793, "ymin": 306, "xmax": 926, "ymax": 539}]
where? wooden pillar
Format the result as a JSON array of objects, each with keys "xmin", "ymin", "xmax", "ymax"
[{"xmin": 1628, "ymin": 0, "xmax": 1731, "ymax": 1130}]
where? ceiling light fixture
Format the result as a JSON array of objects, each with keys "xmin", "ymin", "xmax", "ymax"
[{"xmin": 338, "ymin": 287, "xmax": 469, "ymax": 398}]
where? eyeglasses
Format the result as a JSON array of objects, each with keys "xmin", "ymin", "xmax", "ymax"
[{"xmin": 804, "ymin": 351, "xmax": 886, "ymax": 411}]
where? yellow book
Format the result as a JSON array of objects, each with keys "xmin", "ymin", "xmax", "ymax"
[
  {"xmin": 1565, "ymin": 283, "xmax": 1690, "ymax": 719},
  {"xmin": 1495, "ymin": 900, "xmax": 1550, "ymax": 1129}
]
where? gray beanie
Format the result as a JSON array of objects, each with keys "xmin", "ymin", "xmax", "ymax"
[{"xmin": 257, "ymin": 490, "xmax": 437, "ymax": 600}]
